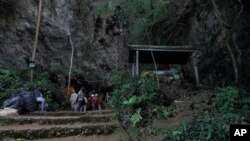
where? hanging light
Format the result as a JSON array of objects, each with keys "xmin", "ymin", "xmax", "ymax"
[{"xmin": 29, "ymin": 60, "xmax": 36, "ymax": 68}]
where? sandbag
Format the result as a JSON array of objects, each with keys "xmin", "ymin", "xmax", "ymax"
[
  {"xmin": 3, "ymin": 90, "xmax": 46, "ymax": 113},
  {"xmin": 0, "ymin": 107, "xmax": 18, "ymax": 117},
  {"xmin": 3, "ymin": 96, "xmax": 24, "ymax": 112},
  {"xmin": 19, "ymin": 91, "xmax": 36, "ymax": 112}
]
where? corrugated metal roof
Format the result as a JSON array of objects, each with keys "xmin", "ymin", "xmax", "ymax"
[
  {"xmin": 129, "ymin": 45, "xmax": 200, "ymax": 52},
  {"xmin": 128, "ymin": 45, "xmax": 200, "ymax": 64}
]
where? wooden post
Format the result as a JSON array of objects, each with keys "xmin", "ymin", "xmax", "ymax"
[
  {"xmin": 136, "ymin": 50, "xmax": 139, "ymax": 75},
  {"xmin": 30, "ymin": 0, "xmax": 43, "ymax": 82},
  {"xmin": 192, "ymin": 53, "xmax": 200, "ymax": 85},
  {"xmin": 132, "ymin": 63, "xmax": 135, "ymax": 77}
]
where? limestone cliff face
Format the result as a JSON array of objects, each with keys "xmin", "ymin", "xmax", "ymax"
[
  {"xmin": 0, "ymin": 0, "xmax": 126, "ymax": 82},
  {"xmin": 1, "ymin": 0, "xmax": 249, "ymax": 86},
  {"xmin": 151, "ymin": 0, "xmax": 250, "ymax": 86}
]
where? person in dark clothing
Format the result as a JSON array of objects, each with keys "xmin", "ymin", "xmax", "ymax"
[
  {"xmin": 34, "ymin": 90, "xmax": 46, "ymax": 111},
  {"xmin": 77, "ymin": 89, "xmax": 87, "ymax": 112}
]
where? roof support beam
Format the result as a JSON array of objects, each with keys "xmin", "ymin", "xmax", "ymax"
[
  {"xmin": 192, "ymin": 52, "xmax": 200, "ymax": 85},
  {"xmin": 132, "ymin": 63, "xmax": 135, "ymax": 77},
  {"xmin": 136, "ymin": 50, "xmax": 139, "ymax": 75}
]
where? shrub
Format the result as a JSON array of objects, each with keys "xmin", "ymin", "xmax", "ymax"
[
  {"xmin": 109, "ymin": 71, "xmax": 173, "ymax": 141},
  {"xmin": 161, "ymin": 86, "xmax": 248, "ymax": 141},
  {"xmin": 0, "ymin": 69, "xmax": 67, "ymax": 110}
]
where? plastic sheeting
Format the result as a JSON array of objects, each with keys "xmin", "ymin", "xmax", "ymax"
[{"xmin": 3, "ymin": 90, "xmax": 43, "ymax": 113}]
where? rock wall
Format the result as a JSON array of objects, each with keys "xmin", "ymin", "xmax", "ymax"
[
  {"xmin": 0, "ymin": 0, "xmax": 127, "ymax": 83},
  {"xmin": 1, "ymin": 0, "xmax": 249, "ymax": 87},
  {"xmin": 151, "ymin": 0, "xmax": 250, "ymax": 86}
]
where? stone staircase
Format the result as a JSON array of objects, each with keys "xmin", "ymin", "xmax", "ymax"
[{"xmin": 0, "ymin": 110, "xmax": 118, "ymax": 140}]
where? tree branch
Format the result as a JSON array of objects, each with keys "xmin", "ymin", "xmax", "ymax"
[
  {"xmin": 211, "ymin": 0, "xmax": 239, "ymax": 84},
  {"xmin": 233, "ymin": 0, "xmax": 244, "ymax": 25},
  {"xmin": 147, "ymin": 33, "xmax": 159, "ymax": 85}
]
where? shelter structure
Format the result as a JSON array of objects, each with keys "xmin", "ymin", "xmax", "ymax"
[{"xmin": 128, "ymin": 45, "xmax": 201, "ymax": 85}]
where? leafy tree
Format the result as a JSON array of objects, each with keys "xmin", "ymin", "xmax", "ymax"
[
  {"xmin": 109, "ymin": 71, "xmax": 172, "ymax": 141},
  {"xmin": 97, "ymin": 0, "xmax": 168, "ymax": 44}
]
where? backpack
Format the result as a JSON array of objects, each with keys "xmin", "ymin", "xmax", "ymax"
[
  {"xmin": 78, "ymin": 95, "xmax": 84, "ymax": 101},
  {"xmin": 80, "ymin": 97, "xmax": 86, "ymax": 105}
]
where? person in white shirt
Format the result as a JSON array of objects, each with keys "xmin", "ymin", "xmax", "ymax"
[
  {"xmin": 70, "ymin": 90, "xmax": 78, "ymax": 111},
  {"xmin": 34, "ymin": 90, "xmax": 46, "ymax": 111}
]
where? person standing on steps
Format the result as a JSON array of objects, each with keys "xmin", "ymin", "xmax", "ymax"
[
  {"xmin": 89, "ymin": 94, "xmax": 94, "ymax": 110},
  {"xmin": 70, "ymin": 90, "xmax": 78, "ymax": 111},
  {"xmin": 92, "ymin": 94, "xmax": 101, "ymax": 110},
  {"xmin": 34, "ymin": 90, "xmax": 46, "ymax": 111},
  {"xmin": 77, "ymin": 88, "xmax": 84, "ymax": 110},
  {"xmin": 104, "ymin": 91, "xmax": 111, "ymax": 109},
  {"xmin": 77, "ymin": 88, "xmax": 88, "ymax": 112},
  {"xmin": 81, "ymin": 91, "xmax": 88, "ymax": 112}
]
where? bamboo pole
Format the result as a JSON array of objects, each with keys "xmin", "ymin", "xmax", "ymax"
[
  {"xmin": 115, "ymin": 38, "xmax": 118, "ymax": 71},
  {"xmin": 67, "ymin": 27, "xmax": 75, "ymax": 96},
  {"xmin": 30, "ymin": 0, "xmax": 43, "ymax": 82}
]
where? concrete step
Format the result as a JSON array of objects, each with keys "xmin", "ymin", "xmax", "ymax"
[
  {"xmin": 0, "ymin": 122, "xmax": 118, "ymax": 140},
  {"xmin": 25, "ymin": 110, "xmax": 114, "ymax": 116},
  {"xmin": 0, "ymin": 114, "xmax": 115, "ymax": 126}
]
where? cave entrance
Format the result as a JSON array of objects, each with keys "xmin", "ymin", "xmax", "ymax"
[
  {"xmin": 64, "ymin": 76, "xmax": 111, "ymax": 100},
  {"xmin": 128, "ymin": 45, "xmax": 201, "ymax": 85}
]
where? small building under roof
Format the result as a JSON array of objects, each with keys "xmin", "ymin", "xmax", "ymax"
[{"xmin": 128, "ymin": 45, "xmax": 201, "ymax": 84}]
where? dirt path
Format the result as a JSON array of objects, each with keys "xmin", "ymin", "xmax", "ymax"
[{"xmin": 35, "ymin": 135, "xmax": 125, "ymax": 141}]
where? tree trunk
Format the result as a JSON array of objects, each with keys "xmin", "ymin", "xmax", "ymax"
[
  {"xmin": 67, "ymin": 27, "xmax": 75, "ymax": 95},
  {"xmin": 211, "ymin": 0, "xmax": 239, "ymax": 84}
]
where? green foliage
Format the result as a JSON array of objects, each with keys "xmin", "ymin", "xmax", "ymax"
[
  {"xmin": 111, "ymin": 71, "xmax": 130, "ymax": 88},
  {"xmin": 0, "ymin": 69, "xmax": 25, "ymax": 105},
  {"xmin": 130, "ymin": 108, "xmax": 143, "ymax": 126},
  {"xmin": 50, "ymin": 62, "xmax": 68, "ymax": 75},
  {"xmin": 0, "ymin": 69, "xmax": 67, "ymax": 110},
  {"xmin": 97, "ymin": 0, "xmax": 169, "ymax": 44},
  {"xmin": 171, "ymin": 130, "xmax": 182, "ymax": 137},
  {"xmin": 109, "ymin": 72, "xmax": 172, "ymax": 140},
  {"xmin": 153, "ymin": 106, "xmax": 172, "ymax": 118},
  {"xmin": 161, "ymin": 86, "xmax": 248, "ymax": 141}
]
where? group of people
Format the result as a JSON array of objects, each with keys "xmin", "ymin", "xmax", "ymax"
[{"xmin": 70, "ymin": 88, "xmax": 110, "ymax": 112}]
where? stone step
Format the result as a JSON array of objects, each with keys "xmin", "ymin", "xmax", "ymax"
[
  {"xmin": 0, "ymin": 122, "xmax": 118, "ymax": 140},
  {"xmin": 0, "ymin": 114, "xmax": 115, "ymax": 126},
  {"xmin": 26, "ymin": 110, "xmax": 114, "ymax": 116}
]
